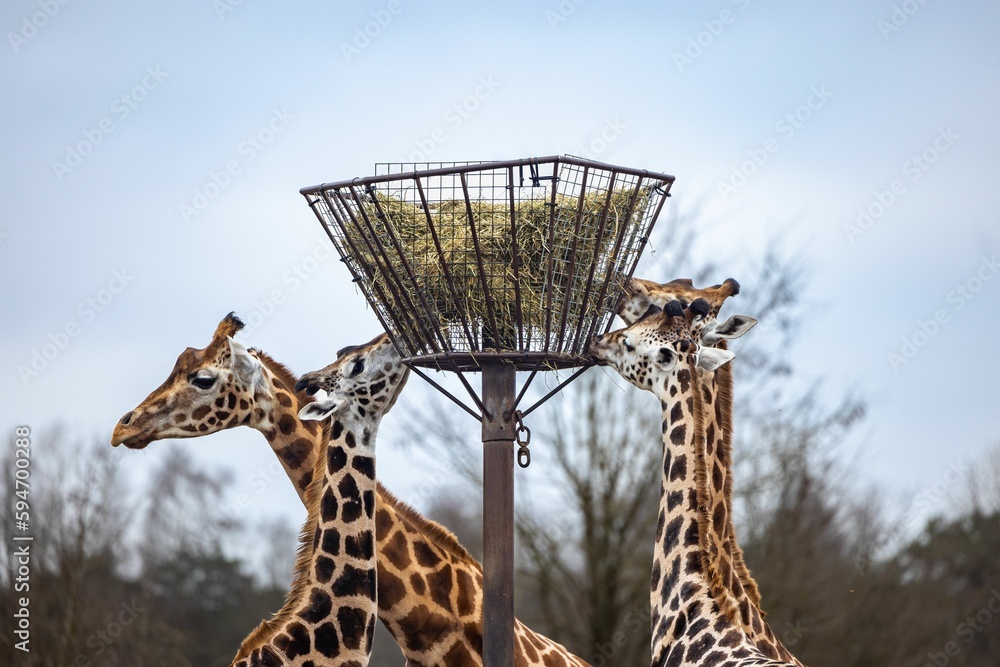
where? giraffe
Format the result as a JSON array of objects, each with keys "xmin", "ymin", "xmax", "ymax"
[
  {"xmin": 111, "ymin": 313, "xmax": 590, "ymax": 667},
  {"xmin": 229, "ymin": 331, "xmax": 409, "ymax": 666},
  {"xmin": 616, "ymin": 278, "xmax": 803, "ymax": 663},
  {"xmin": 589, "ymin": 302, "xmax": 802, "ymax": 667}
]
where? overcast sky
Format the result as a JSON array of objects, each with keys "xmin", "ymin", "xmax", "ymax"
[{"xmin": 3, "ymin": 0, "xmax": 998, "ymax": 537}]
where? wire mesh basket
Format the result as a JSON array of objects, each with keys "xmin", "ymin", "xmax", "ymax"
[{"xmin": 300, "ymin": 156, "xmax": 674, "ymax": 372}]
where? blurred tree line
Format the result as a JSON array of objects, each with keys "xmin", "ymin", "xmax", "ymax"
[{"xmin": 3, "ymin": 212, "xmax": 998, "ymax": 666}]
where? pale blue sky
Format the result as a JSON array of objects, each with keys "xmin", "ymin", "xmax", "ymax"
[{"xmin": 2, "ymin": 0, "xmax": 998, "ymax": 536}]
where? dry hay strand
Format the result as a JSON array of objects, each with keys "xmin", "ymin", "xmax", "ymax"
[{"xmin": 346, "ymin": 186, "xmax": 653, "ymax": 350}]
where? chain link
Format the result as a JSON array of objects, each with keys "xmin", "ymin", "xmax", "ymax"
[{"xmin": 514, "ymin": 410, "xmax": 531, "ymax": 468}]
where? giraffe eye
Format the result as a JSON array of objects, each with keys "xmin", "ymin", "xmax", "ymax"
[
  {"xmin": 190, "ymin": 374, "xmax": 216, "ymax": 390},
  {"xmin": 349, "ymin": 358, "xmax": 365, "ymax": 377}
]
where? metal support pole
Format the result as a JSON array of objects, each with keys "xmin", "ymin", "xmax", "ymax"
[{"xmin": 481, "ymin": 361, "xmax": 516, "ymax": 667}]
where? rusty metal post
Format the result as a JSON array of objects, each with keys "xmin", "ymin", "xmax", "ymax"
[{"xmin": 481, "ymin": 361, "xmax": 516, "ymax": 667}]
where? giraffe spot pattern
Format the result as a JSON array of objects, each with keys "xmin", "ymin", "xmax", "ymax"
[
  {"xmin": 337, "ymin": 606, "xmax": 370, "ymax": 651},
  {"xmin": 363, "ymin": 490, "xmax": 375, "ymax": 518},
  {"xmin": 385, "ymin": 531, "xmax": 411, "ymax": 570},
  {"xmin": 321, "ymin": 527, "xmax": 341, "ymax": 556},
  {"xmin": 344, "ymin": 531, "xmax": 374, "ymax": 560},
  {"xmin": 331, "ymin": 564, "xmax": 375, "ymax": 599},
  {"xmin": 413, "ymin": 541, "xmax": 442, "ymax": 568},
  {"xmin": 280, "ymin": 438, "xmax": 312, "ymax": 470},
  {"xmin": 298, "ymin": 588, "xmax": 332, "ymax": 624},
  {"xmin": 377, "ymin": 563, "xmax": 406, "ymax": 610},
  {"xmin": 397, "ymin": 604, "xmax": 454, "ymax": 652},
  {"xmin": 375, "ymin": 508, "xmax": 392, "ymax": 537},
  {"xmin": 278, "ymin": 413, "xmax": 296, "ymax": 435},
  {"xmin": 669, "ymin": 453, "xmax": 687, "ymax": 481},
  {"xmin": 328, "ymin": 446, "xmax": 347, "ymax": 472},
  {"xmin": 351, "ymin": 455, "xmax": 375, "ymax": 479},
  {"xmin": 274, "ymin": 621, "xmax": 310, "ymax": 660},
  {"xmin": 313, "ymin": 620, "xmax": 340, "ymax": 657},
  {"xmin": 442, "ymin": 641, "xmax": 475, "ymax": 667},
  {"xmin": 456, "ymin": 569, "xmax": 476, "ymax": 616},
  {"xmin": 410, "ymin": 572, "xmax": 426, "ymax": 597},
  {"xmin": 427, "ymin": 563, "xmax": 454, "ymax": 611},
  {"xmin": 321, "ymin": 487, "xmax": 338, "ymax": 521},
  {"xmin": 315, "ymin": 555, "xmax": 336, "ymax": 583}
]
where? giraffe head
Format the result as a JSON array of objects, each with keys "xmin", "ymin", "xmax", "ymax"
[
  {"xmin": 618, "ymin": 276, "xmax": 756, "ymax": 345},
  {"xmin": 295, "ymin": 333, "xmax": 409, "ymax": 427},
  {"xmin": 111, "ymin": 313, "xmax": 288, "ymax": 449},
  {"xmin": 590, "ymin": 301, "xmax": 735, "ymax": 390}
]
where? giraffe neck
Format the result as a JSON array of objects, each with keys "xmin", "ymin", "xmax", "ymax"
[
  {"xmin": 703, "ymin": 354, "xmax": 803, "ymax": 665},
  {"xmin": 249, "ymin": 353, "xmax": 322, "ymax": 502},
  {"xmin": 232, "ymin": 413, "xmax": 378, "ymax": 666},
  {"xmin": 241, "ymin": 357, "xmax": 587, "ymax": 666},
  {"xmin": 650, "ymin": 358, "xmax": 779, "ymax": 667}
]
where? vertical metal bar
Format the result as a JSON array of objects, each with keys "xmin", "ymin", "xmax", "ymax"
[
  {"xmin": 555, "ymin": 165, "xmax": 589, "ymax": 352},
  {"xmin": 481, "ymin": 362, "xmax": 515, "ymax": 667},
  {"xmin": 333, "ymin": 188, "xmax": 426, "ymax": 353},
  {"xmin": 506, "ymin": 166, "xmax": 526, "ymax": 350},
  {"xmin": 568, "ymin": 171, "xmax": 617, "ymax": 352},
  {"xmin": 314, "ymin": 190, "xmax": 421, "ymax": 356},
  {"xmin": 581, "ymin": 175, "xmax": 643, "ymax": 347},
  {"xmin": 602, "ymin": 180, "xmax": 670, "ymax": 338},
  {"xmin": 542, "ymin": 160, "xmax": 560, "ymax": 354},
  {"xmin": 460, "ymin": 172, "xmax": 502, "ymax": 349},
  {"xmin": 414, "ymin": 178, "xmax": 479, "ymax": 350},
  {"xmin": 360, "ymin": 183, "xmax": 452, "ymax": 354}
]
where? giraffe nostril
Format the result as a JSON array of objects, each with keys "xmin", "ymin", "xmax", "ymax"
[{"xmin": 119, "ymin": 411, "xmax": 133, "ymax": 426}]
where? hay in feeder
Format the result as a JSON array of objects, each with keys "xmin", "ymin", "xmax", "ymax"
[{"xmin": 346, "ymin": 185, "xmax": 653, "ymax": 350}]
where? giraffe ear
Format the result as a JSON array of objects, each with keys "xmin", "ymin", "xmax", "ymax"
[
  {"xmin": 696, "ymin": 347, "xmax": 735, "ymax": 372},
  {"xmin": 710, "ymin": 315, "xmax": 757, "ymax": 342},
  {"xmin": 299, "ymin": 389, "xmax": 346, "ymax": 421},
  {"xmin": 228, "ymin": 337, "xmax": 262, "ymax": 385}
]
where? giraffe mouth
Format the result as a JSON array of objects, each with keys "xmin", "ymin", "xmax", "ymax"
[{"xmin": 111, "ymin": 432, "xmax": 155, "ymax": 449}]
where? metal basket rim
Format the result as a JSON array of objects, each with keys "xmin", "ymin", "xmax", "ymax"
[{"xmin": 299, "ymin": 154, "xmax": 675, "ymax": 196}]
